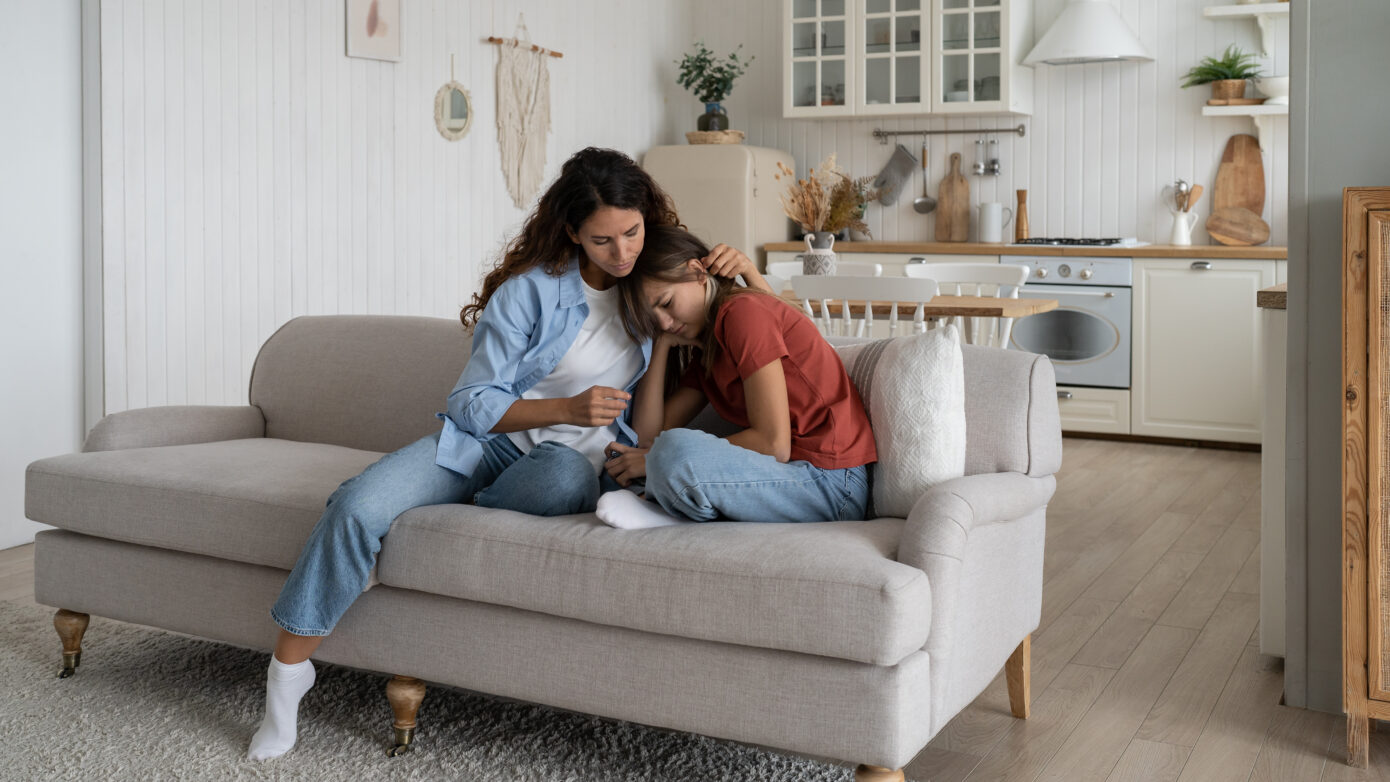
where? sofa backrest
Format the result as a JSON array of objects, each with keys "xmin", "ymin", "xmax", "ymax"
[
  {"xmin": 249, "ymin": 315, "xmax": 471, "ymax": 453},
  {"xmin": 248, "ymin": 316, "xmax": 1062, "ymax": 477}
]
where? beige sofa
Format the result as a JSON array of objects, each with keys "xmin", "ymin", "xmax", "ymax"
[{"xmin": 24, "ymin": 315, "xmax": 1060, "ymax": 781}]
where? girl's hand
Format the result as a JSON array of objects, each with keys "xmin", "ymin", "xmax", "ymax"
[
  {"xmin": 567, "ymin": 386, "xmax": 631, "ymax": 426},
  {"xmin": 701, "ymin": 244, "xmax": 756, "ymax": 282},
  {"xmin": 657, "ymin": 331, "xmax": 699, "ymax": 351},
  {"xmin": 603, "ymin": 442, "xmax": 649, "ymax": 487}
]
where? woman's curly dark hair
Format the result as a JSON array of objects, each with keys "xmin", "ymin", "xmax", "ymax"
[{"xmin": 459, "ymin": 147, "xmax": 680, "ymax": 329}]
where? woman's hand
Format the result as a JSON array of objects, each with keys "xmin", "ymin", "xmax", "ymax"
[
  {"xmin": 566, "ymin": 386, "xmax": 631, "ymax": 426},
  {"xmin": 657, "ymin": 331, "xmax": 699, "ymax": 351},
  {"xmin": 603, "ymin": 442, "xmax": 649, "ymax": 487},
  {"xmin": 701, "ymin": 244, "xmax": 756, "ymax": 282}
]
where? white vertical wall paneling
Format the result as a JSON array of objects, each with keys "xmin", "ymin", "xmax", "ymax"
[
  {"xmin": 99, "ymin": 0, "xmax": 695, "ymax": 413},
  {"xmin": 694, "ymin": 0, "xmax": 1286, "ymax": 248}
]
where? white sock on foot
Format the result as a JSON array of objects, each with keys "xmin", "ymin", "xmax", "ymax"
[
  {"xmin": 596, "ymin": 490, "xmax": 696, "ymax": 529},
  {"xmin": 247, "ymin": 656, "xmax": 315, "ymax": 761}
]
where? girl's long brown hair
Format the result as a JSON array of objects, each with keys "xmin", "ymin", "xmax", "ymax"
[
  {"xmin": 460, "ymin": 147, "xmax": 681, "ymax": 329},
  {"xmin": 617, "ymin": 224, "xmax": 771, "ymax": 374}
]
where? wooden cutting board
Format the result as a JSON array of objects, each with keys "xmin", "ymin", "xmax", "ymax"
[
  {"xmin": 1212, "ymin": 134, "xmax": 1265, "ymax": 216},
  {"xmin": 1206, "ymin": 206, "xmax": 1271, "ymax": 246},
  {"xmin": 935, "ymin": 152, "xmax": 969, "ymax": 242}
]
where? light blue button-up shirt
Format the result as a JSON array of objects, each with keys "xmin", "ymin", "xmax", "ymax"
[{"xmin": 435, "ymin": 257, "xmax": 653, "ymax": 477}]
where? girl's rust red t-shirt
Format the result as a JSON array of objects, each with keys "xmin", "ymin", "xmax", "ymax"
[{"xmin": 679, "ymin": 292, "xmax": 878, "ymax": 470}]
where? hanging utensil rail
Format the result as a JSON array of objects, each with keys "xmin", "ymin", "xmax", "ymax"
[{"xmin": 872, "ymin": 124, "xmax": 1026, "ymax": 144}]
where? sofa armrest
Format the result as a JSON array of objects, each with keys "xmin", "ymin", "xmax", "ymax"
[
  {"xmin": 82, "ymin": 405, "xmax": 266, "ymax": 452},
  {"xmin": 896, "ymin": 471, "xmax": 1057, "ymax": 571},
  {"xmin": 896, "ymin": 470, "xmax": 1056, "ymax": 734}
]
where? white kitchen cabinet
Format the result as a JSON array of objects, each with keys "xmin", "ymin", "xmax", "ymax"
[
  {"xmin": 1057, "ymin": 386, "xmax": 1131, "ymax": 435},
  {"xmin": 1131, "ymin": 258, "xmax": 1277, "ymax": 443},
  {"xmin": 782, "ymin": 0, "xmax": 1032, "ymax": 119}
]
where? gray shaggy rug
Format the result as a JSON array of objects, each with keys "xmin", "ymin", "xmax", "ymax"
[{"xmin": 0, "ymin": 601, "xmax": 853, "ymax": 781}]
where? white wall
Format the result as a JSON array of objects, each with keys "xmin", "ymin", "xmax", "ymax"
[
  {"xmin": 693, "ymin": 0, "xmax": 1288, "ymax": 246},
  {"xmin": 97, "ymin": 0, "xmax": 692, "ymax": 413},
  {"xmin": 0, "ymin": 0, "xmax": 83, "ymax": 549}
]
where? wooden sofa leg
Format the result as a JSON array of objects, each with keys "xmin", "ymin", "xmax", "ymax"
[
  {"xmin": 53, "ymin": 609, "xmax": 90, "ymax": 679},
  {"xmin": 1006, "ymin": 634, "xmax": 1031, "ymax": 719},
  {"xmin": 385, "ymin": 675, "xmax": 426, "ymax": 757},
  {"xmin": 854, "ymin": 765, "xmax": 905, "ymax": 782}
]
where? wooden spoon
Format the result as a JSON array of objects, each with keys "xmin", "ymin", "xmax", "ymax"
[{"xmin": 1184, "ymin": 185, "xmax": 1204, "ymax": 212}]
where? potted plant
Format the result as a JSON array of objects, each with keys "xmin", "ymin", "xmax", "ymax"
[
  {"xmin": 675, "ymin": 42, "xmax": 753, "ymax": 133},
  {"xmin": 1180, "ymin": 44, "xmax": 1263, "ymax": 102}
]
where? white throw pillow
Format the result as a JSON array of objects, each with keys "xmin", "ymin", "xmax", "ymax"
[{"xmin": 834, "ymin": 326, "xmax": 967, "ymax": 518}]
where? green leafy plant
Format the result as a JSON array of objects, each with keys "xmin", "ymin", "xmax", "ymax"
[
  {"xmin": 675, "ymin": 42, "xmax": 753, "ymax": 104},
  {"xmin": 1180, "ymin": 44, "xmax": 1263, "ymax": 87}
]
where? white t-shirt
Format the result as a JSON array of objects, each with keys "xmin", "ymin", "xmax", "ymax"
[{"xmin": 507, "ymin": 279, "xmax": 643, "ymax": 474}]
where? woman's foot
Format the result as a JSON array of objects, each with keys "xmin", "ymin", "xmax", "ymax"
[
  {"xmin": 247, "ymin": 656, "xmax": 316, "ymax": 761},
  {"xmin": 596, "ymin": 490, "xmax": 695, "ymax": 529}
]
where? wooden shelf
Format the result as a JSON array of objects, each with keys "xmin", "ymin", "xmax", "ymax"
[{"xmin": 1201, "ymin": 104, "xmax": 1288, "ymax": 147}]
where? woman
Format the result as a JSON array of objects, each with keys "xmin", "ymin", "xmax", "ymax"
[
  {"xmin": 597, "ymin": 225, "xmax": 875, "ymax": 530},
  {"xmin": 249, "ymin": 148, "xmax": 764, "ymax": 760}
]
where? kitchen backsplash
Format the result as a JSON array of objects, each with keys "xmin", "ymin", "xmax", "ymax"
[{"xmin": 692, "ymin": 0, "xmax": 1288, "ymax": 247}]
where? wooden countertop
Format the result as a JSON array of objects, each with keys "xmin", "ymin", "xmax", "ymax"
[
  {"xmin": 1258, "ymin": 283, "xmax": 1287, "ymax": 310},
  {"xmin": 780, "ymin": 292, "xmax": 1058, "ymax": 319},
  {"xmin": 764, "ymin": 241, "xmax": 1288, "ymax": 260}
]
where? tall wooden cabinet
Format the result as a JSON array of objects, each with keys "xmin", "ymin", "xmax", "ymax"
[{"xmin": 1342, "ymin": 187, "xmax": 1390, "ymax": 768}]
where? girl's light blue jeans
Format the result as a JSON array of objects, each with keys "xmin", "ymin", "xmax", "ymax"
[
  {"xmin": 271, "ymin": 431, "xmax": 610, "ymax": 636},
  {"xmin": 643, "ymin": 428, "xmax": 870, "ymax": 523}
]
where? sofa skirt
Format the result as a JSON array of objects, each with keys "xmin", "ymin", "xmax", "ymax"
[{"xmin": 33, "ymin": 530, "xmax": 935, "ymax": 769}]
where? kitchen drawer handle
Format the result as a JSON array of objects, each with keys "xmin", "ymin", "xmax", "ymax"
[
  {"xmin": 1057, "ymin": 391, "xmax": 1074, "ymax": 400},
  {"xmin": 1191, "ymin": 261, "xmax": 1213, "ymax": 271},
  {"xmin": 908, "ymin": 257, "xmax": 928, "ymax": 264}
]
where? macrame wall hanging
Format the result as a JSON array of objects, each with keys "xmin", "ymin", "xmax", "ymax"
[{"xmin": 487, "ymin": 17, "xmax": 563, "ymax": 209}]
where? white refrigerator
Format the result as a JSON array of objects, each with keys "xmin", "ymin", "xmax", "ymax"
[{"xmin": 642, "ymin": 144, "xmax": 795, "ymax": 269}]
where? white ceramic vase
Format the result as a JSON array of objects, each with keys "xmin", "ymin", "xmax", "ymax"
[{"xmin": 801, "ymin": 232, "xmax": 837, "ymax": 275}]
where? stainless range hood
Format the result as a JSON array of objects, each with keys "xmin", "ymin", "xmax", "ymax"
[{"xmin": 1024, "ymin": 0, "xmax": 1152, "ymax": 66}]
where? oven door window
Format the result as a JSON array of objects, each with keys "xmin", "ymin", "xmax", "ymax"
[{"xmin": 1011, "ymin": 306, "xmax": 1120, "ymax": 363}]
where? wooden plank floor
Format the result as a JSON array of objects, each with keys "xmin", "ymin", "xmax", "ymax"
[{"xmin": 0, "ymin": 437, "xmax": 1382, "ymax": 779}]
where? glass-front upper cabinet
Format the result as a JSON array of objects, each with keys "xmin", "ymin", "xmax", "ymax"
[
  {"xmin": 786, "ymin": 0, "xmax": 855, "ymax": 118},
  {"xmin": 782, "ymin": 0, "xmax": 1032, "ymax": 118},
  {"xmin": 856, "ymin": 0, "xmax": 929, "ymax": 115}
]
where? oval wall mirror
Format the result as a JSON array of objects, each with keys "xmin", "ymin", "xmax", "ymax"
[{"xmin": 434, "ymin": 81, "xmax": 473, "ymax": 141}]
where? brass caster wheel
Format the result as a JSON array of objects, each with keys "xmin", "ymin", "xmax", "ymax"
[
  {"xmin": 386, "ymin": 743, "xmax": 411, "ymax": 758},
  {"xmin": 386, "ymin": 726, "xmax": 415, "ymax": 757}
]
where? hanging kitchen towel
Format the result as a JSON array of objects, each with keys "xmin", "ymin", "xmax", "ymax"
[{"xmin": 495, "ymin": 25, "xmax": 551, "ymax": 209}]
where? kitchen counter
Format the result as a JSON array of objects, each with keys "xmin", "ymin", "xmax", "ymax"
[
  {"xmin": 1258, "ymin": 283, "xmax": 1288, "ymax": 309},
  {"xmin": 763, "ymin": 241, "xmax": 1288, "ymax": 260}
]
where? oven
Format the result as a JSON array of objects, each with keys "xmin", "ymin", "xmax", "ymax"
[{"xmin": 1001, "ymin": 256, "xmax": 1132, "ymax": 389}]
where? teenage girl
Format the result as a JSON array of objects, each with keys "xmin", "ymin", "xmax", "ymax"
[
  {"xmin": 249, "ymin": 148, "xmax": 766, "ymax": 760},
  {"xmin": 597, "ymin": 224, "xmax": 875, "ymax": 529}
]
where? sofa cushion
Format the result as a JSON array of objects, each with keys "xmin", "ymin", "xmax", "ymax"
[
  {"xmin": 25, "ymin": 439, "xmax": 380, "ymax": 570},
  {"xmin": 833, "ymin": 328, "xmax": 967, "ymax": 518},
  {"xmin": 377, "ymin": 505, "xmax": 931, "ymax": 665}
]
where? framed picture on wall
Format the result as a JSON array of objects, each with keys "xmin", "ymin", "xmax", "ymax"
[{"xmin": 346, "ymin": 0, "xmax": 401, "ymax": 62}]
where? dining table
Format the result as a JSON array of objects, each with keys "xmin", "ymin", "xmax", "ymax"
[{"xmin": 775, "ymin": 291, "xmax": 1059, "ymax": 320}]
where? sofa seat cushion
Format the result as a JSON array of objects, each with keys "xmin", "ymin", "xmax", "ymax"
[
  {"xmin": 25, "ymin": 439, "xmax": 380, "ymax": 570},
  {"xmin": 377, "ymin": 505, "xmax": 931, "ymax": 665}
]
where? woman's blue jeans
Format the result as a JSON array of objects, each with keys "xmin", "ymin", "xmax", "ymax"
[
  {"xmin": 643, "ymin": 428, "xmax": 870, "ymax": 523},
  {"xmin": 271, "ymin": 431, "xmax": 608, "ymax": 636}
]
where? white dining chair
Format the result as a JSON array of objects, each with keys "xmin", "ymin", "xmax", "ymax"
[
  {"xmin": 791, "ymin": 274, "xmax": 940, "ymax": 339},
  {"xmin": 768, "ymin": 260, "xmax": 883, "ymax": 280},
  {"xmin": 903, "ymin": 262, "xmax": 1028, "ymax": 348}
]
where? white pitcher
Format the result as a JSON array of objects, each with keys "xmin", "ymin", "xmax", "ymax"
[
  {"xmin": 1169, "ymin": 211, "xmax": 1197, "ymax": 246},
  {"xmin": 977, "ymin": 203, "xmax": 1014, "ymax": 244}
]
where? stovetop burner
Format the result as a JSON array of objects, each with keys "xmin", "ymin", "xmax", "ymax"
[{"xmin": 1015, "ymin": 237, "xmax": 1126, "ymax": 246}]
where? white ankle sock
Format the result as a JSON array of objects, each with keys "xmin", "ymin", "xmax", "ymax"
[
  {"xmin": 247, "ymin": 656, "xmax": 315, "ymax": 761},
  {"xmin": 596, "ymin": 490, "xmax": 696, "ymax": 529}
]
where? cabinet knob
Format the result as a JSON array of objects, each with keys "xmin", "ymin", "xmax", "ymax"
[{"xmin": 1057, "ymin": 390, "xmax": 1074, "ymax": 400}]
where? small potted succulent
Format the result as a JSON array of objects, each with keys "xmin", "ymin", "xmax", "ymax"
[
  {"xmin": 675, "ymin": 41, "xmax": 753, "ymax": 134},
  {"xmin": 1181, "ymin": 44, "xmax": 1263, "ymax": 102}
]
